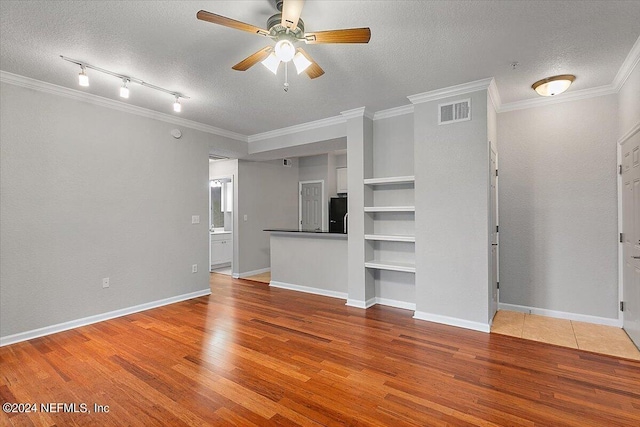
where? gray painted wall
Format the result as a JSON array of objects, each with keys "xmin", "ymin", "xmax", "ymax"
[
  {"xmin": 346, "ymin": 113, "xmax": 375, "ymax": 305},
  {"xmin": 497, "ymin": 94, "xmax": 619, "ymax": 319},
  {"xmin": 414, "ymin": 90, "xmax": 490, "ymax": 326},
  {"xmin": 270, "ymin": 234, "xmax": 347, "ymax": 294},
  {"xmin": 0, "ymin": 82, "xmax": 237, "ymax": 338},
  {"xmin": 236, "ymin": 160, "xmax": 299, "ymax": 275},
  {"xmin": 373, "ymin": 114, "xmax": 414, "ymax": 177}
]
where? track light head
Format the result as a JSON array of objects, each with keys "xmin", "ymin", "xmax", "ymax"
[
  {"xmin": 120, "ymin": 79, "xmax": 130, "ymax": 98},
  {"xmin": 78, "ymin": 65, "xmax": 89, "ymax": 87},
  {"xmin": 173, "ymin": 96, "xmax": 181, "ymax": 113}
]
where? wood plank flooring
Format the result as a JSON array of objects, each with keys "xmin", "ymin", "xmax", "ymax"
[{"xmin": 1, "ymin": 274, "xmax": 639, "ymax": 426}]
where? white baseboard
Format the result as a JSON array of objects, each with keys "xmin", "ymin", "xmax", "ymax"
[
  {"xmin": 237, "ymin": 267, "xmax": 271, "ymax": 279},
  {"xmin": 413, "ymin": 311, "xmax": 491, "ymax": 333},
  {"xmin": 0, "ymin": 289, "xmax": 212, "ymax": 347},
  {"xmin": 498, "ymin": 303, "xmax": 623, "ymax": 328},
  {"xmin": 269, "ymin": 280, "xmax": 348, "ymax": 300},
  {"xmin": 345, "ymin": 298, "xmax": 376, "ymax": 309},
  {"xmin": 375, "ymin": 297, "xmax": 416, "ymax": 311}
]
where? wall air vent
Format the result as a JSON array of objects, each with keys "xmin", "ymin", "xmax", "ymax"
[{"xmin": 438, "ymin": 98, "xmax": 471, "ymax": 125}]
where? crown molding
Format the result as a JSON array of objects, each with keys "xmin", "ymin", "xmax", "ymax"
[
  {"xmin": 0, "ymin": 70, "xmax": 247, "ymax": 142},
  {"xmin": 247, "ymin": 114, "xmax": 346, "ymax": 143},
  {"xmin": 407, "ymin": 77, "xmax": 494, "ymax": 105},
  {"xmin": 373, "ymin": 104, "xmax": 414, "ymax": 120},
  {"xmin": 497, "ymin": 84, "xmax": 617, "ymax": 113},
  {"xmin": 612, "ymin": 35, "xmax": 640, "ymax": 92},
  {"xmin": 340, "ymin": 106, "xmax": 374, "ymax": 120}
]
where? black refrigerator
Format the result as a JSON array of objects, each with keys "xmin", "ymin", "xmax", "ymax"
[{"xmin": 329, "ymin": 197, "xmax": 348, "ymax": 233}]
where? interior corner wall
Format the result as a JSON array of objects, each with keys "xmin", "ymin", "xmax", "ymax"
[
  {"xmin": 0, "ymin": 82, "xmax": 231, "ymax": 339},
  {"xmin": 236, "ymin": 159, "xmax": 299, "ymax": 275},
  {"xmin": 497, "ymin": 94, "xmax": 619, "ymax": 319},
  {"xmin": 618, "ymin": 60, "xmax": 640, "ymax": 138},
  {"xmin": 414, "ymin": 90, "xmax": 490, "ymax": 326}
]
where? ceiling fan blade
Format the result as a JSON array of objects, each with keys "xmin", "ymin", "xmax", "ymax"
[
  {"xmin": 305, "ymin": 28, "xmax": 371, "ymax": 44},
  {"xmin": 197, "ymin": 10, "xmax": 269, "ymax": 37},
  {"xmin": 297, "ymin": 48, "xmax": 325, "ymax": 79},
  {"xmin": 232, "ymin": 46, "xmax": 273, "ymax": 71},
  {"xmin": 281, "ymin": 0, "xmax": 305, "ymax": 30}
]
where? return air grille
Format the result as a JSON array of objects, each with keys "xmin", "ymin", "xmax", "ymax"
[{"xmin": 438, "ymin": 98, "xmax": 471, "ymax": 125}]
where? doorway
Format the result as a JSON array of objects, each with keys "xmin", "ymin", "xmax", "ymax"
[
  {"xmin": 299, "ymin": 180, "xmax": 324, "ymax": 231},
  {"xmin": 210, "ymin": 176, "xmax": 233, "ymax": 275},
  {"xmin": 621, "ymin": 131, "xmax": 640, "ymax": 348}
]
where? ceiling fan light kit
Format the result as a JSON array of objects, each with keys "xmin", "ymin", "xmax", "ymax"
[
  {"xmin": 531, "ymin": 74, "xmax": 576, "ymax": 96},
  {"xmin": 197, "ymin": 0, "xmax": 371, "ymax": 91}
]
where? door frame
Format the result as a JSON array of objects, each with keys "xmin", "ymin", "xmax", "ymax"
[
  {"xmin": 298, "ymin": 180, "xmax": 325, "ymax": 231},
  {"xmin": 618, "ymin": 123, "xmax": 640, "ymax": 329},
  {"xmin": 210, "ymin": 174, "xmax": 234, "ymax": 274},
  {"xmin": 618, "ymin": 137, "xmax": 624, "ymax": 327}
]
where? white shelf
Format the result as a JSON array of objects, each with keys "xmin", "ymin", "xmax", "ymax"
[
  {"xmin": 364, "ymin": 234, "xmax": 415, "ymax": 242},
  {"xmin": 364, "ymin": 206, "xmax": 415, "ymax": 212},
  {"xmin": 365, "ymin": 261, "xmax": 416, "ymax": 273},
  {"xmin": 364, "ymin": 176, "xmax": 415, "ymax": 186}
]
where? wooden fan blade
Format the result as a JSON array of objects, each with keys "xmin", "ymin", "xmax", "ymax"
[
  {"xmin": 305, "ymin": 28, "xmax": 371, "ymax": 44},
  {"xmin": 197, "ymin": 10, "xmax": 269, "ymax": 37},
  {"xmin": 281, "ymin": 0, "xmax": 305, "ymax": 30},
  {"xmin": 232, "ymin": 46, "xmax": 273, "ymax": 71},
  {"xmin": 297, "ymin": 48, "xmax": 325, "ymax": 79}
]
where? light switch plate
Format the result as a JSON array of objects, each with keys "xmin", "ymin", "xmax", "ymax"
[{"xmin": 192, "ymin": 215, "xmax": 200, "ymax": 224}]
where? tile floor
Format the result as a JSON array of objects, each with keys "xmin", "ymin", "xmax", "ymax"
[{"xmin": 492, "ymin": 310, "xmax": 640, "ymax": 360}]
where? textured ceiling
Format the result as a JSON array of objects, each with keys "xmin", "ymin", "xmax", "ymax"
[{"xmin": 1, "ymin": 1, "xmax": 639, "ymax": 136}]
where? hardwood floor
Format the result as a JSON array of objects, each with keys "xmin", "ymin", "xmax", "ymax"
[{"xmin": 1, "ymin": 274, "xmax": 639, "ymax": 426}]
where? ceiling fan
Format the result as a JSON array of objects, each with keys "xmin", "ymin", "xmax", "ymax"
[{"xmin": 196, "ymin": 0, "xmax": 371, "ymax": 83}]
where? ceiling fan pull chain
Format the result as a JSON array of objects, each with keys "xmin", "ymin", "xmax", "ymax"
[{"xmin": 284, "ymin": 61, "xmax": 289, "ymax": 92}]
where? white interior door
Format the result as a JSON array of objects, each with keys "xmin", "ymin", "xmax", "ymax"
[
  {"xmin": 622, "ymin": 133, "xmax": 640, "ymax": 348},
  {"xmin": 300, "ymin": 181, "xmax": 323, "ymax": 231},
  {"xmin": 490, "ymin": 147, "xmax": 499, "ymax": 319}
]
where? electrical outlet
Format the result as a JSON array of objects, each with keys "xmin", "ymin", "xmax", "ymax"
[
  {"xmin": 192, "ymin": 264, "xmax": 198, "ymax": 273},
  {"xmin": 102, "ymin": 277, "xmax": 110, "ymax": 288},
  {"xmin": 192, "ymin": 215, "xmax": 200, "ymax": 224}
]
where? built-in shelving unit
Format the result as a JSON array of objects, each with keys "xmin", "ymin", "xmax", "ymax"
[
  {"xmin": 364, "ymin": 234, "xmax": 415, "ymax": 242},
  {"xmin": 363, "ymin": 176, "xmax": 415, "ymax": 186},
  {"xmin": 364, "ymin": 261, "xmax": 416, "ymax": 273},
  {"xmin": 364, "ymin": 206, "xmax": 415, "ymax": 212},
  {"xmin": 363, "ymin": 175, "xmax": 415, "ymax": 275}
]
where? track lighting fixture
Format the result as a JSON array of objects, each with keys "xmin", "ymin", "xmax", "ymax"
[{"xmin": 61, "ymin": 56, "xmax": 189, "ymax": 113}]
